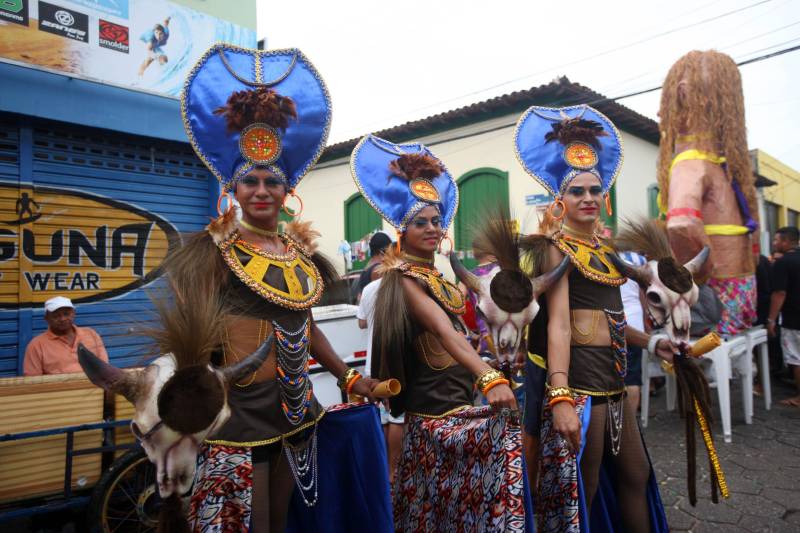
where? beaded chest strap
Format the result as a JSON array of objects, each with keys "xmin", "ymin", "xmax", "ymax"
[
  {"xmin": 400, "ymin": 263, "xmax": 466, "ymax": 315},
  {"xmin": 553, "ymin": 232, "xmax": 625, "ymax": 287},
  {"xmin": 219, "ymin": 231, "xmax": 323, "ymax": 310}
]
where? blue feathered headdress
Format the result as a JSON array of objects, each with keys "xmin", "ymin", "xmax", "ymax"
[
  {"xmin": 350, "ymin": 135, "xmax": 458, "ymax": 232},
  {"xmin": 514, "ymin": 105, "xmax": 623, "ymax": 196},
  {"xmin": 182, "ymin": 44, "xmax": 331, "ymax": 191}
]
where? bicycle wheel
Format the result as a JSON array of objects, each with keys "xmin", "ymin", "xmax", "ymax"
[{"xmin": 87, "ymin": 447, "xmax": 159, "ymax": 533}]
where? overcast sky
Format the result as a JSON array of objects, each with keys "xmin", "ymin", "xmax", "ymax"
[{"xmin": 258, "ymin": 0, "xmax": 800, "ymax": 169}]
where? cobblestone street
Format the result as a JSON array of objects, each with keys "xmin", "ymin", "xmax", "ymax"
[{"xmin": 644, "ymin": 377, "xmax": 800, "ymax": 532}]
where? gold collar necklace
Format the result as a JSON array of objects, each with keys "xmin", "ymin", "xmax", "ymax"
[
  {"xmin": 561, "ymin": 223, "xmax": 598, "ymax": 240},
  {"xmin": 239, "ymin": 219, "xmax": 281, "ymax": 237},
  {"xmin": 403, "ymin": 252, "xmax": 435, "ymax": 265}
]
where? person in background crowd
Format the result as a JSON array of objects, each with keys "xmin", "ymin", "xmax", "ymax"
[
  {"xmin": 754, "ymin": 251, "xmax": 774, "ymax": 396},
  {"xmin": 354, "ymin": 231, "xmax": 393, "ymax": 302},
  {"xmin": 24, "ymin": 296, "xmax": 108, "ymax": 376},
  {"xmin": 619, "ymin": 251, "xmax": 648, "ymax": 412},
  {"xmin": 357, "ymin": 246, "xmax": 404, "ymax": 484},
  {"xmin": 767, "ymin": 226, "xmax": 800, "ymax": 407}
]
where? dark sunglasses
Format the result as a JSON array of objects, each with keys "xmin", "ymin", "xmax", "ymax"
[
  {"xmin": 566, "ymin": 185, "xmax": 603, "ymax": 197},
  {"xmin": 411, "ymin": 216, "xmax": 443, "ymax": 229}
]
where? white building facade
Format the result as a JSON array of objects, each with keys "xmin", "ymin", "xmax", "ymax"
[{"xmin": 298, "ymin": 78, "xmax": 660, "ymax": 275}]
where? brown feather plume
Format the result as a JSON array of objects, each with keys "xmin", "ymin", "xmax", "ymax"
[
  {"xmin": 614, "ymin": 217, "xmax": 673, "ymax": 260},
  {"xmin": 389, "ymin": 153, "xmax": 444, "ymax": 181},
  {"xmin": 144, "ymin": 232, "xmax": 230, "ymax": 370},
  {"xmin": 471, "ymin": 208, "xmax": 522, "ymax": 272},
  {"xmin": 214, "ymin": 87, "xmax": 297, "ymax": 133},
  {"xmin": 284, "ymin": 220, "xmax": 321, "ymax": 254},
  {"xmin": 545, "ymin": 118, "xmax": 608, "ymax": 148}
]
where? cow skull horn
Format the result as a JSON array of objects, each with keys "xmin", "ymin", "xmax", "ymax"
[
  {"xmin": 610, "ymin": 253, "xmax": 652, "ymax": 289},
  {"xmin": 222, "ymin": 334, "xmax": 274, "ymax": 384},
  {"xmin": 77, "ymin": 343, "xmax": 140, "ymax": 404},
  {"xmin": 531, "ymin": 256, "xmax": 570, "ymax": 296},
  {"xmin": 683, "ymin": 246, "xmax": 710, "ymax": 278},
  {"xmin": 449, "ymin": 252, "xmax": 481, "ymax": 293}
]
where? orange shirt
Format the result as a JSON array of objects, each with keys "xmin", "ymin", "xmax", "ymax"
[{"xmin": 23, "ymin": 326, "xmax": 109, "ymax": 376}]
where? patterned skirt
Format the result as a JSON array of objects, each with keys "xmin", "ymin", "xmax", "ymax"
[
  {"xmin": 394, "ymin": 405, "xmax": 532, "ymax": 533},
  {"xmin": 708, "ymin": 274, "xmax": 756, "ymax": 336},
  {"xmin": 188, "ymin": 403, "xmax": 393, "ymax": 533}
]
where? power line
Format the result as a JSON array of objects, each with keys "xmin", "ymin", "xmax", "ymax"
[
  {"xmin": 575, "ymin": 43, "xmax": 800, "ymax": 107},
  {"xmin": 339, "ymin": 0, "xmax": 774, "ymax": 138}
]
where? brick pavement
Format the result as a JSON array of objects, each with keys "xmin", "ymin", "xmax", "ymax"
[{"xmin": 643, "ymin": 378, "xmax": 800, "ymax": 532}]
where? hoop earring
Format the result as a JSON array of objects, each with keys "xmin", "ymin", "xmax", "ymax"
[
  {"xmin": 395, "ymin": 230, "xmax": 403, "ymax": 254},
  {"xmin": 217, "ymin": 191, "xmax": 234, "ymax": 216},
  {"xmin": 282, "ymin": 189, "xmax": 304, "ymax": 218},
  {"xmin": 604, "ymin": 193, "xmax": 613, "ymax": 216},
  {"xmin": 547, "ymin": 199, "xmax": 566, "ymax": 221},
  {"xmin": 438, "ymin": 235, "xmax": 454, "ymax": 255}
]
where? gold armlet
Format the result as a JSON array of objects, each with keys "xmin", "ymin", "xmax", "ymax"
[
  {"xmin": 475, "ymin": 369, "xmax": 504, "ymax": 393},
  {"xmin": 338, "ymin": 368, "xmax": 361, "ymax": 392}
]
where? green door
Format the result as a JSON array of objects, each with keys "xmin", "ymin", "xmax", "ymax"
[
  {"xmin": 344, "ymin": 193, "xmax": 383, "ymax": 271},
  {"xmin": 454, "ymin": 168, "xmax": 510, "ymax": 269}
]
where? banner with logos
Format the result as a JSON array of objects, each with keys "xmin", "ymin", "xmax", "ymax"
[{"xmin": 0, "ymin": 0, "xmax": 257, "ymax": 97}]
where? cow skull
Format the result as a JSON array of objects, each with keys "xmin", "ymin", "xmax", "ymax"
[
  {"xmin": 611, "ymin": 247, "xmax": 709, "ymax": 346},
  {"xmin": 78, "ymin": 337, "xmax": 272, "ymax": 498},
  {"xmin": 450, "ymin": 253, "xmax": 569, "ymax": 363}
]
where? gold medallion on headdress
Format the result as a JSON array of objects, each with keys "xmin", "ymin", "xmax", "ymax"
[
  {"xmin": 239, "ymin": 123, "xmax": 282, "ymax": 165},
  {"xmin": 409, "ymin": 178, "xmax": 441, "ymax": 202},
  {"xmin": 563, "ymin": 142, "xmax": 598, "ymax": 170}
]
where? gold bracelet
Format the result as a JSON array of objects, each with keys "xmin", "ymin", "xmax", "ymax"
[
  {"xmin": 475, "ymin": 369, "xmax": 504, "ymax": 393},
  {"xmin": 338, "ymin": 368, "xmax": 361, "ymax": 392},
  {"xmin": 545, "ymin": 385, "xmax": 573, "ymax": 401}
]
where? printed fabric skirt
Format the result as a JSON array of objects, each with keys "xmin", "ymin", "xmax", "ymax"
[
  {"xmin": 708, "ymin": 274, "xmax": 756, "ymax": 336},
  {"xmin": 394, "ymin": 405, "xmax": 534, "ymax": 533},
  {"xmin": 188, "ymin": 402, "xmax": 393, "ymax": 533},
  {"xmin": 537, "ymin": 396, "xmax": 668, "ymax": 533}
]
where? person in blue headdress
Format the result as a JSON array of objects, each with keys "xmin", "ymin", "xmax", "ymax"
[
  {"xmin": 351, "ymin": 135, "xmax": 538, "ymax": 532},
  {"xmin": 176, "ymin": 45, "xmax": 391, "ymax": 532},
  {"xmin": 514, "ymin": 105, "xmax": 675, "ymax": 532}
]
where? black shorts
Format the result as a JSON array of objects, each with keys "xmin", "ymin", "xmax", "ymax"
[
  {"xmin": 523, "ymin": 357, "xmax": 547, "ymax": 437},
  {"xmin": 624, "ymin": 346, "xmax": 643, "ymax": 387}
]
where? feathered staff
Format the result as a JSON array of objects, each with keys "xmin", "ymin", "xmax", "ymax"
[{"xmin": 614, "ymin": 218, "xmax": 728, "ymax": 505}]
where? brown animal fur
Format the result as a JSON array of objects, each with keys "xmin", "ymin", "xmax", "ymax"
[
  {"xmin": 657, "ymin": 257, "xmax": 694, "ymax": 294},
  {"xmin": 657, "ymin": 50, "xmax": 757, "ymax": 226},
  {"xmin": 213, "ymin": 87, "xmax": 297, "ymax": 133},
  {"xmin": 388, "ymin": 153, "xmax": 444, "ymax": 182},
  {"xmin": 544, "ymin": 118, "xmax": 608, "ymax": 148},
  {"xmin": 157, "ymin": 365, "xmax": 225, "ymax": 434}
]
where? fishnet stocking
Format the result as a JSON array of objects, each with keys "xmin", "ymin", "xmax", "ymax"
[{"xmin": 579, "ymin": 400, "xmax": 652, "ymax": 533}]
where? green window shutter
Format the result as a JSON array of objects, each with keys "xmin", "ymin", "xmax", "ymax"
[
  {"xmin": 648, "ymin": 185, "xmax": 661, "ymax": 219},
  {"xmin": 344, "ymin": 193, "xmax": 383, "ymax": 271},
  {"xmin": 454, "ymin": 168, "xmax": 510, "ymax": 269}
]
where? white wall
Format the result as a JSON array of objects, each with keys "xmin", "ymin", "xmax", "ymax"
[{"xmin": 298, "ymin": 113, "xmax": 659, "ymax": 276}]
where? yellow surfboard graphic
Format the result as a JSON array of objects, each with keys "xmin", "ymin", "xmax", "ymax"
[{"xmin": 0, "ymin": 182, "xmax": 179, "ymax": 308}]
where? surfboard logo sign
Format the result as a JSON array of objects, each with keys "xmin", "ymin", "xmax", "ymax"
[{"xmin": 0, "ymin": 182, "xmax": 179, "ymax": 308}]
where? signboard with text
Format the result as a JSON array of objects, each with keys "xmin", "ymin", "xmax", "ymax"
[{"xmin": 0, "ymin": 0, "xmax": 257, "ymax": 97}]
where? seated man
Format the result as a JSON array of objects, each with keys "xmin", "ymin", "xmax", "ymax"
[{"xmin": 23, "ymin": 296, "xmax": 108, "ymax": 375}]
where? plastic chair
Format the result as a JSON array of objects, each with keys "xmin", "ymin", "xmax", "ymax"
[
  {"xmin": 725, "ymin": 335, "xmax": 752, "ymax": 425},
  {"xmin": 746, "ymin": 326, "xmax": 771, "ymax": 411},
  {"xmin": 640, "ymin": 333, "xmax": 676, "ymax": 428}
]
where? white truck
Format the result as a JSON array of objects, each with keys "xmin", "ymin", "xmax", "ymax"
[{"xmin": 310, "ymin": 304, "xmax": 368, "ymax": 406}]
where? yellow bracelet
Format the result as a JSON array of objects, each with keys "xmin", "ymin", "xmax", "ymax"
[
  {"xmin": 481, "ymin": 377, "xmax": 510, "ymax": 396},
  {"xmin": 475, "ymin": 369, "xmax": 504, "ymax": 392}
]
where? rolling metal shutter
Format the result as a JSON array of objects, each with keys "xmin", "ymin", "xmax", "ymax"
[
  {"xmin": 0, "ymin": 123, "xmax": 20, "ymax": 375},
  {"xmin": 0, "ymin": 114, "xmax": 214, "ymax": 375}
]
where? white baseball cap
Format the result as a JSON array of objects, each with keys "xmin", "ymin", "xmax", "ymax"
[{"xmin": 44, "ymin": 296, "xmax": 74, "ymax": 313}]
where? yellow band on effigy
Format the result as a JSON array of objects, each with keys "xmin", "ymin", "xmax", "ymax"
[{"xmin": 704, "ymin": 224, "xmax": 750, "ymax": 236}]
